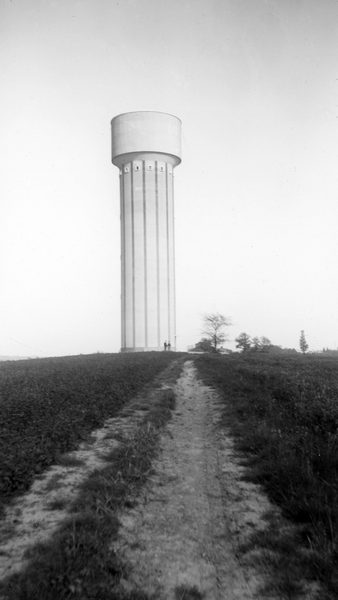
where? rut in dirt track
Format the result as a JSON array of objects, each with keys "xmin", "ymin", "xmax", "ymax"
[{"xmin": 113, "ymin": 360, "xmax": 272, "ymax": 600}]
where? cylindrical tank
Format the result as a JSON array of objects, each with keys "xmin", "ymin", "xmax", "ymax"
[{"xmin": 111, "ymin": 111, "xmax": 182, "ymax": 352}]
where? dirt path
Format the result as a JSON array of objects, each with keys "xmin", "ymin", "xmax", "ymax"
[{"xmin": 113, "ymin": 360, "xmax": 274, "ymax": 599}]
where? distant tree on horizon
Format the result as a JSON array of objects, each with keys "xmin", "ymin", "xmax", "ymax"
[
  {"xmin": 260, "ymin": 336, "xmax": 272, "ymax": 348},
  {"xmin": 251, "ymin": 336, "xmax": 261, "ymax": 350},
  {"xmin": 202, "ymin": 313, "xmax": 232, "ymax": 352},
  {"xmin": 251, "ymin": 336, "xmax": 272, "ymax": 351},
  {"xmin": 299, "ymin": 330, "xmax": 309, "ymax": 354},
  {"xmin": 321, "ymin": 347, "xmax": 338, "ymax": 355},
  {"xmin": 235, "ymin": 332, "xmax": 252, "ymax": 352},
  {"xmin": 236, "ymin": 334, "xmax": 274, "ymax": 353}
]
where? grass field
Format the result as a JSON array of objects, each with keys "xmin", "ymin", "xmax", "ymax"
[
  {"xmin": 0, "ymin": 352, "xmax": 178, "ymax": 516},
  {"xmin": 0, "ymin": 356, "xmax": 183, "ymax": 600},
  {"xmin": 0, "ymin": 353, "xmax": 184, "ymax": 600},
  {"xmin": 2, "ymin": 350, "xmax": 338, "ymax": 598},
  {"xmin": 195, "ymin": 352, "xmax": 338, "ymax": 599}
]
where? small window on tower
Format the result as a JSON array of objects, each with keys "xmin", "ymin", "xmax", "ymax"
[{"xmin": 124, "ymin": 165, "xmax": 130, "ymax": 173}]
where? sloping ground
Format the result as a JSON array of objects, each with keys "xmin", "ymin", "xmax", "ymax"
[
  {"xmin": 0, "ymin": 352, "xmax": 178, "ymax": 515},
  {"xmin": 0, "ymin": 358, "xmax": 323, "ymax": 599},
  {"xmin": 0, "ymin": 360, "xmax": 182, "ymax": 593},
  {"xmin": 112, "ymin": 361, "xmax": 313, "ymax": 599}
]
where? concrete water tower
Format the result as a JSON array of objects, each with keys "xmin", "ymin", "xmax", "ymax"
[{"xmin": 111, "ymin": 111, "xmax": 182, "ymax": 352}]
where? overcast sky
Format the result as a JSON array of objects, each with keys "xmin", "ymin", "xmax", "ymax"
[{"xmin": 1, "ymin": 0, "xmax": 338, "ymax": 356}]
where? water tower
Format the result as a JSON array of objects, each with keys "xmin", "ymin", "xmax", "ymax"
[{"xmin": 111, "ymin": 111, "xmax": 182, "ymax": 352}]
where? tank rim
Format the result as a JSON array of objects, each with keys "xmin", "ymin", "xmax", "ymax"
[{"xmin": 110, "ymin": 110, "xmax": 182, "ymax": 124}]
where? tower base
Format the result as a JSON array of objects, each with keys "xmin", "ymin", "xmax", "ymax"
[{"xmin": 120, "ymin": 346, "xmax": 175, "ymax": 353}]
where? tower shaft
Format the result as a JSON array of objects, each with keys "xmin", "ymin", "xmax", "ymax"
[
  {"xmin": 120, "ymin": 155, "xmax": 176, "ymax": 351},
  {"xmin": 111, "ymin": 112, "xmax": 181, "ymax": 352}
]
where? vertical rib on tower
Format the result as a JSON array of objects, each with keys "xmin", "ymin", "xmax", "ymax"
[{"xmin": 111, "ymin": 111, "xmax": 182, "ymax": 352}]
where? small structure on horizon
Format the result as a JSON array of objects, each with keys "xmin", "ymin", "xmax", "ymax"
[{"xmin": 111, "ymin": 111, "xmax": 182, "ymax": 352}]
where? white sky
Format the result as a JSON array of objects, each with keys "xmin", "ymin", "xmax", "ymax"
[{"xmin": 1, "ymin": 0, "xmax": 338, "ymax": 356}]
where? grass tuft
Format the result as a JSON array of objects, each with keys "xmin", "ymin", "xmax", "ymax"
[
  {"xmin": 175, "ymin": 585, "xmax": 204, "ymax": 599},
  {"xmin": 55, "ymin": 455, "xmax": 85, "ymax": 468},
  {"xmin": 46, "ymin": 497, "xmax": 68, "ymax": 511}
]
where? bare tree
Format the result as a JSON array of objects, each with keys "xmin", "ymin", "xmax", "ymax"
[{"xmin": 202, "ymin": 313, "xmax": 231, "ymax": 352}]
